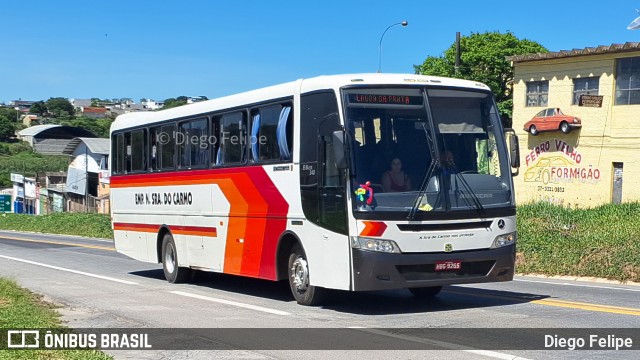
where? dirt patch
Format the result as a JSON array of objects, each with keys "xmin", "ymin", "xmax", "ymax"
[
  {"xmin": 0, "ymin": 298, "xmax": 10, "ymax": 307},
  {"xmin": 623, "ymin": 264, "xmax": 640, "ymax": 282},
  {"xmin": 515, "ymin": 252, "xmax": 526, "ymax": 267},
  {"xmin": 577, "ymin": 248, "xmax": 613, "ymax": 270}
]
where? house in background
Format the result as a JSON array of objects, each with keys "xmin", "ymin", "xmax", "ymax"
[
  {"xmin": 62, "ymin": 137, "xmax": 109, "ymax": 212},
  {"xmin": 81, "ymin": 106, "xmax": 109, "ymax": 119},
  {"xmin": 69, "ymin": 98, "xmax": 92, "ymax": 112},
  {"xmin": 141, "ymin": 98, "xmax": 164, "ymax": 110},
  {"xmin": 509, "ymin": 42, "xmax": 640, "ymax": 207}
]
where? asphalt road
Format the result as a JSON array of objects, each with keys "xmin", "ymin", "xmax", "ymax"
[{"xmin": 0, "ymin": 230, "xmax": 638, "ymax": 360}]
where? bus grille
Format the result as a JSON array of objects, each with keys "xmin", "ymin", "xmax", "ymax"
[{"xmin": 396, "ymin": 260, "xmax": 495, "ymax": 281}]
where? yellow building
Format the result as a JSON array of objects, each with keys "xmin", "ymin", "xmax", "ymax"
[{"xmin": 510, "ymin": 42, "xmax": 640, "ymax": 207}]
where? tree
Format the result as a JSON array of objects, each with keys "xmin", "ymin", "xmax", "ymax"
[
  {"xmin": 60, "ymin": 117, "xmax": 112, "ymax": 138},
  {"xmin": 45, "ymin": 97, "xmax": 75, "ymax": 119},
  {"xmin": 30, "ymin": 101, "xmax": 47, "ymax": 116},
  {"xmin": 414, "ymin": 31, "xmax": 547, "ymax": 127},
  {"xmin": 163, "ymin": 96, "xmax": 188, "ymax": 109},
  {"xmin": 0, "ymin": 107, "xmax": 19, "ymax": 122},
  {"xmin": 0, "ymin": 116, "xmax": 15, "ymax": 140}
]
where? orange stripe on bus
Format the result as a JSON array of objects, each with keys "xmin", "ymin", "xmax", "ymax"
[
  {"xmin": 235, "ymin": 173, "xmax": 269, "ymax": 277},
  {"xmin": 217, "ymin": 179, "xmax": 248, "ymax": 275}
]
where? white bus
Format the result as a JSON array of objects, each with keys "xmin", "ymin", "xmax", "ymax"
[{"xmin": 110, "ymin": 74, "xmax": 520, "ymax": 305}]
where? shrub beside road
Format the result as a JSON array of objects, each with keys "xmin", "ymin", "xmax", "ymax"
[
  {"xmin": 517, "ymin": 202, "xmax": 640, "ymax": 282},
  {"xmin": 0, "ymin": 213, "xmax": 112, "ymax": 239},
  {"xmin": 1, "ymin": 203, "xmax": 639, "ymax": 282}
]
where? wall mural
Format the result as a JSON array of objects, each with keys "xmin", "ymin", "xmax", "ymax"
[
  {"xmin": 523, "ymin": 108, "xmax": 582, "ymax": 136},
  {"xmin": 524, "ymin": 139, "xmax": 601, "ymax": 202}
]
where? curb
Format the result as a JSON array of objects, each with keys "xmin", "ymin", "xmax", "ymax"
[
  {"xmin": 0, "ymin": 229, "xmax": 113, "ymax": 242},
  {"xmin": 515, "ymin": 273, "xmax": 640, "ymax": 287}
]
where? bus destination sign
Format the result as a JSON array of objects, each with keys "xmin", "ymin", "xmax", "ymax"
[{"xmin": 348, "ymin": 94, "xmax": 423, "ymax": 106}]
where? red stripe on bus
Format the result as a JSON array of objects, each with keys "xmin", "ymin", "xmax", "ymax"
[{"xmin": 113, "ymin": 223, "xmax": 217, "ymax": 237}]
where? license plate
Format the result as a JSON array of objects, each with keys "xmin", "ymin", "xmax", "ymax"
[{"xmin": 435, "ymin": 260, "xmax": 461, "ymax": 271}]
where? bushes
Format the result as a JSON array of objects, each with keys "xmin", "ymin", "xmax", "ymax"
[
  {"xmin": 0, "ymin": 213, "xmax": 112, "ymax": 239},
  {"xmin": 517, "ymin": 202, "xmax": 640, "ymax": 282}
]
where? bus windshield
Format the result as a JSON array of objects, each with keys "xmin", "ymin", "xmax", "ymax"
[{"xmin": 344, "ymin": 87, "xmax": 513, "ymax": 217}]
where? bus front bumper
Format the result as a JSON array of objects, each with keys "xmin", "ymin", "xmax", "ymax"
[{"xmin": 351, "ymin": 245, "xmax": 515, "ymax": 291}]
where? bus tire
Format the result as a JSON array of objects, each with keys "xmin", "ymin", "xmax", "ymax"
[
  {"xmin": 288, "ymin": 244, "xmax": 326, "ymax": 306},
  {"xmin": 409, "ymin": 286, "xmax": 443, "ymax": 298},
  {"xmin": 161, "ymin": 233, "xmax": 191, "ymax": 283}
]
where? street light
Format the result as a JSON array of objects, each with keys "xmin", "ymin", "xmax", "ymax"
[{"xmin": 378, "ymin": 21, "xmax": 408, "ymax": 73}]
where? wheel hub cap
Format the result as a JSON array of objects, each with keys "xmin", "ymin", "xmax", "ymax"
[
  {"xmin": 291, "ymin": 258, "xmax": 309, "ymax": 292},
  {"xmin": 165, "ymin": 246, "xmax": 176, "ymax": 273}
]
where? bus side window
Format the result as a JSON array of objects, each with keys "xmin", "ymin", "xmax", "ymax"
[
  {"xmin": 277, "ymin": 105, "xmax": 292, "ymax": 161},
  {"xmin": 149, "ymin": 127, "xmax": 159, "ymax": 171},
  {"xmin": 178, "ymin": 121, "xmax": 191, "ymax": 168},
  {"xmin": 131, "ymin": 129, "xmax": 145, "ymax": 172},
  {"xmin": 218, "ymin": 112, "xmax": 245, "ymax": 165},
  {"xmin": 112, "ymin": 133, "xmax": 124, "ymax": 175},
  {"xmin": 124, "ymin": 132, "xmax": 132, "ymax": 173},
  {"xmin": 160, "ymin": 123, "xmax": 176, "ymax": 170},
  {"xmin": 190, "ymin": 118, "xmax": 209, "ymax": 167},
  {"xmin": 251, "ymin": 104, "xmax": 290, "ymax": 162}
]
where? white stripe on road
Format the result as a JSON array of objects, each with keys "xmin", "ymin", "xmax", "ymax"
[
  {"xmin": 464, "ymin": 350, "xmax": 532, "ymax": 360},
  {"xmin": 354, "ymin": 328, "xmax": 531, "ymax": 360},
  {"xmin": 0, "ymin": 254, "xmax": 138, "ymax": 285},
  {"xmin": 169, "ymin": 290, "xmax": 291, "ymax": 316},
  {"xmin": 514, "ymin": 278, "xmax": 640, "ymax": 292}
]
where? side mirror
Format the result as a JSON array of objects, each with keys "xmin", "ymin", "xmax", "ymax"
[
  {"xmin": 504, "ymin": 128, "xmax": 520, "ymax": 176},
  {"xmin": 332, "ymin": 130, "xmax": 348, "ymax": 170}
]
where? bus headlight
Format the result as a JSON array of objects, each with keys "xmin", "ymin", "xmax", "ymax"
[
  {"xmin": 351, "ymin": 236, "xmax": 401, "ymax": 253},
  {"xmin": 492, "ymin": 232, "xmax": 517, "ymax": 248}
]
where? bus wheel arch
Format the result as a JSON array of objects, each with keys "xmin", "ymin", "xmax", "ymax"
[
  {"xmin": 156, "ymin": 225, "xmax": 172, "ymax": 263},
  {"xmin": 277, "ymin": 231, "xmax": 327, "ymax": 306},
  {"xmin": 276, "ymin": 231, "xmax": 300, "ymax": 281}
]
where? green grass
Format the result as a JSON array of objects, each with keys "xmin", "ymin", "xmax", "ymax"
[
  {"xmin": 0, "ymin": 213, "xmax": 113, "ymax": 239},
  {"xmin": 0, "ymin": 278, "xmax": 112, "ymax": 359},
  {"xmin": 517, "ymin": 202, "xmax": 640, "ymax": 282}
]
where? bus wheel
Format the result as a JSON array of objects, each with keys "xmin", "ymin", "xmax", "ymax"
[
  {"xmin": 288, "ymin": 244, "xmax": 326, "ymax": 306},
  {"xmin": 410, "ymin": 286, "xmax": 443, "ymax": 298},
  {"xmin": 162, "ymin": 233, "xmax": 191, "ymax": 283}
]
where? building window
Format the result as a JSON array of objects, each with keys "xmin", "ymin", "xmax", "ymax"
[
  {"xmin": 573, "ymin": 77, "xmax": 599, "ymax": 105},
  {"xmin": 526, "ymin": 81, "xmax": 549, "ymax": 107},
  {"xmin": 615, "ymin": 57, "xmax": 640, "ymax": 105}
]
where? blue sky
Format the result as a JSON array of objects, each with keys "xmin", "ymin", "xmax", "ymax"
[{"xmin": 1, "ymin": 1, "xmax": 639, "ymax": 104}]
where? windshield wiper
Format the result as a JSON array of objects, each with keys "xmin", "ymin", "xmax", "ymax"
[
  {"xmin": 451, "ymin": 169, "xmax": 486, "ymax": 217},
  {"xmin": 407, "ymin": 123, "xmax": 438, "ymax": 220}
]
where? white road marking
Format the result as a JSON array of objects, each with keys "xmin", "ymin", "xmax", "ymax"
[
  {"xmin": 0, "ymin": 254, "xmax": 138, "ymax": 285},
  {"xmin": 464, "ymin": 350, "xmax": 532, "ymax": 360},
  {"xmin": 514, "ymin": 278, "xmax": 640, "ymax": 292},
  {"xmin": 354, "ymin": 328, "xmax": 531, "ymax": 359},
  {"xmin": 169, "ymin": 290, "xmax": 291, "ymax": 316}
]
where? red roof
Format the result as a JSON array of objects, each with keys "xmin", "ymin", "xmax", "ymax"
[{"xmin": 83, "ymin": 107, "xmax": 108, "ymax": 114}]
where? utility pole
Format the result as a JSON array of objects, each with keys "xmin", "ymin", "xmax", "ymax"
[
  {"xmin": 85, "ymin": 144, "xmax": 88, "ymax": 213},
  {"xmin": 455, "ymin": 32, "xmax": 461, "ymax": 76}
]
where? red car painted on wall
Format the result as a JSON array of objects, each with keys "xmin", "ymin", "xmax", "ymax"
[{"xmin": 523, "ymin": 108, "xmax": 582, "ymax": 136}]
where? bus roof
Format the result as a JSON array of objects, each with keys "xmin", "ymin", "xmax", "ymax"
[{"xmin": 110, "ymin": 73, "xmax": 491, "ymax": 132}]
